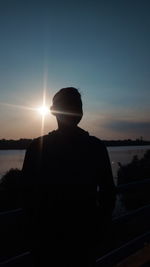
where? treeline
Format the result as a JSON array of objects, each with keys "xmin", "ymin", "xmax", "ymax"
[
  {"xmin": 0, "ymin": 139, "xmax": 32, "ymax": 149},
  {"xmin": 0, "ymin": 138, "xmax": 150, "ymax": 150},
  {"xmin": 103, "ymin": 139, "xmax": 150, "ymax": 147}
]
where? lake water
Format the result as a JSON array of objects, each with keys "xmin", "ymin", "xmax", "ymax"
[{"xmin": 0, "ymin": 146, "xmax": 150, "ymax": 184}]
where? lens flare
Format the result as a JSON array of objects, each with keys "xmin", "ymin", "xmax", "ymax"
[{"xmin": 38, "ymin": 106, "xmax": 49, "ymax": 116}]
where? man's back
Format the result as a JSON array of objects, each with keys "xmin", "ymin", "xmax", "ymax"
[{"xmin": 22, "ymin": 127, "xmax": 115, "ymax": 266}]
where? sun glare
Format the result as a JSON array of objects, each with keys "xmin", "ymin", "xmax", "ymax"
[{"xmin": 38, "ymin": 105, "xmax": 49, "ymax": 116}]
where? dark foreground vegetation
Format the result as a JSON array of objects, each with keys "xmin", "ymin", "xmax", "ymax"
[
  {"xmin": 0, "ymin": 169, "xmax": 22, "ymax": 210},
  {"xmin": 0, "ymin": 138, "xmax": 150, "ymax": 149},
  {"xmin": 118, "ymin": 150, "xmax": 150, "ymax": 184},
  {"xmin": 117, "ymin": 150, "xmax": 150, "ymax": 210}
]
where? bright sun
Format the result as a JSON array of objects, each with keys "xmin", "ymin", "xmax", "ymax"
[{"xmin": 37, "ymin": 105, "xmax": 49, "ymax": 116}]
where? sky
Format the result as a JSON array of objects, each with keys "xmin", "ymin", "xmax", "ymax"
[{"xmin": 0, "ymin": 0, "xmax": 150, "ymax": 140}]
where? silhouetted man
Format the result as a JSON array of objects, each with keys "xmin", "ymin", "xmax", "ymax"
[{"xmin": 22, "ymin": 87, "xmax": 116, "ymax": 267}]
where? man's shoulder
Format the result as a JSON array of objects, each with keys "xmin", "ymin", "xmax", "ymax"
[
  {"xmin": 88, "ymin": 136, "xmax": 109, "ymax": 157},
  {"xmin": 89, "ymin": 135, "xmax": 105, "ymax": 148},
  {"xmin": 29, "ymin": 131, "xmax": 57, "ymax": 148}
]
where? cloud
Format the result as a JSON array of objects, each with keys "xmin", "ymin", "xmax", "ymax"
[
  {"xmin": 81, "ymin": 110, "xmax": 150, "ymax": 139},
  {"xmin": 102, "ymin": 119, "xmax": 150, "ymax": 138},
  {"xmin": 106, "ymin": 120, "xmax": 150, "ymax": 131}
]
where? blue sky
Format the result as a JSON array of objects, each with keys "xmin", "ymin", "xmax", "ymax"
[{"xmin": 0, "ymin": 0, "xmax": 150, "ymax": 140}]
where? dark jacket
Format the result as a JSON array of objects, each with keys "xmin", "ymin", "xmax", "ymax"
[{"xmin": 22, "ymin": 127, "xmax": 116, "ymax": 266}]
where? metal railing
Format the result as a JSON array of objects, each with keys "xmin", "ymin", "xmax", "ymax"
[
  {"xmin": 0, "ymin": 251, "xmax": 31, "ymax": 267},
  {"xmin": 96, "ymin": 229, "xmax": 150, "ymax": 266},
  {"xmin": 1, "ymin": 179, "xmax": 150, "ymax": 266}
]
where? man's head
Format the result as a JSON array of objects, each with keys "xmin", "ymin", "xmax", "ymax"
[{"xmin": 51, "ymin": 87, "xmax": 83, "ymax": 126}]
